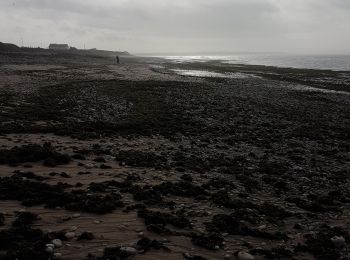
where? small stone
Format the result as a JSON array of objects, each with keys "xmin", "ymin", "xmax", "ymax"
[
  {"xmin": 331, "ymin": 236, "xmax": 346, "ymax": 248},
  {"xmin": 65, "ymin": 232, "xmax": 76, "ymax": 240},
  {"xmin": 52, "ymin": 239, "xmax": 62, "ymax": 248},
  {"xmin": 54, "ymin": 252, "xmax": 62, "ymax": 258},
  {"xmin": 45, "ymin": 246, "xmax": 54, "ymax": 253},
  {"xmin": 120, "ymin": 246, "xmax": 137, "ymax": 255},
  {"xmin": 238, "ymin": 251, "xmax": 255, "ymax": 260},
  {"xmin": 77, "ymin": 231, "xmax": 94, "ymax": 241},
  {"xmin": 70, "ymin": 226, "xmax": 78, "ymax": 231},
  {"xmin": 138, "ymin": 232, "xmax": 144, "ymax": 237},
  {"xmin": 93, "ymin": 220, "xmax": 101, "ymax": 224},
  {"xmin": 214, "ymin": 245, "xmax": 220, "ymax": 250},
  {"xmin": 72, "ymin": 213, "xmax": 81, "ymax": 218},
  {"xmin": 258, "ymin": 225, "xmax": 266, "ymax": 229},
  {"xmin": 224, "ymin": 254, "xmax": 231, "ymax": 259}
]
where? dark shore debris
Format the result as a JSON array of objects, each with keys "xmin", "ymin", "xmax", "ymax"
[
  {"xmin": 0, "ymin": 211, "xmax": 50, "ymax": 260},
  {"xmin": 96, "ymin": 237, "xmax": 167, "ymax": 259},
  {"xmin": 0, "ymin": 143, "xmax": 70, "ymax": 167},
  {"xmin": 191, "ymin": 233, "xmax": 224, "ymax": 250},
  {"xmin": 138, "ymin": 209, "xmax": 192, "ymax": 229},
  {"xmin": 77, "ymin": 231, "xmax": 95, "ymax": 241},
  {"xmin": 0, "ymin": 175, "xmax": 123, "ymax": 214}
]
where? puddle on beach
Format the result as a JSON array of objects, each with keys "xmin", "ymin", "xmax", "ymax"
[
  {"xmin": 172, "ymin": 69, "xmax": 251, "ymax": 79},
  {"xmin": 149, "ymin": 64, "xmax": 165, "ymax": 69},
  {"xmin": 292, "ymin": 84, "xmax": 350, "ymax": 95}
]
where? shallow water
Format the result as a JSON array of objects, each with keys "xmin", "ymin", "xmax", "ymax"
[
  {"xmin": 172, "ymin": 69, "xmax": 251, "ymax": 79},
  {"xmin": 159, "ymin": 54, "xmax": 350, "ymax": 71}
]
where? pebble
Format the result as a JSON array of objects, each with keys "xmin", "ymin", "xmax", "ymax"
[
  {"xmin": 65, "ymin": 232, "xmax": 76, "ymax": 240},
  {"xmin": 54, "ymin": 252, "xmax": 62, "ymax": 258},
  {"xmin": 70, "ymin": 226, "xmax": 78, "ymax": 231},
  {"xmin": 52, "ymin": 239, "xmax": 62, "ymax": 248},
  {"xmin": 45, "ymin": 246, "xmax": 54, "ymax": 253},
  {"xmin": 331, "ymin": 236, "xmax": 346, "ymax": 248},
  {"xmin": 120, "ymin": 246, "xmax": 137, "ymax": 255},
  {"xmin": 224, "ymin": 254, "xmax": 231, "ymax": 259},
  {"xmin": 72, "ymin": 213, "xmax": 81, "ymax": 218},
  {"xmin": 94, "ymin": 220, "xmax": 101, "ymax": 224},
  {"xmin": 238, "ymin": 251, "xmax": 255, "ymax": 260},
  {"xmin": 138, "ymin": 232, "xmax": 144, "ymax": 237}
]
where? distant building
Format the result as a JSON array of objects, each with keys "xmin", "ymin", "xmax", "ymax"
[{"xmin": 49, "ymin": 44, "xmax": 69, "ymax": 50}]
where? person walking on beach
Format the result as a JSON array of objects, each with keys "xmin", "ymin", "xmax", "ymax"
[{"xmin": 116, "ymin": 55, "xmax": 120, "ymax": 64}]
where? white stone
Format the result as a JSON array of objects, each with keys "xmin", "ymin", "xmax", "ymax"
[
  {"xmin": 72, "ymin": 213, "xmax": 81, "ymax": 218},
  {"xmin": 65, "ymin": 232, "xmax": 76, "ymax": 240},
  {"xmin": 52, "ymin": 239, "xmax": 62, "ymax": 248},
  {"xmin": 70, "ymin": 226, "xmax": 78, "ymax": 231},
  {"xmin": 54, "ymin": 252, "xmax": 62, "ymax": 258},
  {"xmin": 238, "ymin": 251, "xmax": 255, "ymax": 260},
  {"xmin": 45, "ymin": 246, "xmax": 54, "ymax": 253},
  {"xmin": 120, "ymin": 246, "xmax": 137, "ymax": 255}
]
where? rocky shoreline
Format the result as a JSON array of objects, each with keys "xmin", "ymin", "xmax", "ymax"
[{"xmin": 0, "ymin": 52, "xmax": 349, "ymax": 259}]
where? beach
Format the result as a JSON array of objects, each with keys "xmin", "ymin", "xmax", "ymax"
[{"xmin": 0, "ymin": 51, "xmax": 349, "ymax": 260}]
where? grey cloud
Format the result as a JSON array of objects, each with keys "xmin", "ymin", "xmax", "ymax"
[{"xmin": 1, "ymin": 0, "xmax": 350, "ymax": 53}]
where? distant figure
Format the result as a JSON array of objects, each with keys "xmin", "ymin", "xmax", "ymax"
[{"xmin": 116, "ymin": 56, "xmax": 120, "ymax": 64}]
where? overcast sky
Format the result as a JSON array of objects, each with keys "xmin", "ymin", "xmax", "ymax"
[{"xmin": 1, "ymin": 0, "xmax": 350, "ymax": 54}]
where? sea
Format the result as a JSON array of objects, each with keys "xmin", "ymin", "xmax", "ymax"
[{"xmin": 154, "ymin": 53, "xmax": 350, "ymax": 71}]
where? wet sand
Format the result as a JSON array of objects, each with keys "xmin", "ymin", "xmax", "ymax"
[{"xmin": 0, "ymin": 51, "xmax": 349, "ymax": 260}]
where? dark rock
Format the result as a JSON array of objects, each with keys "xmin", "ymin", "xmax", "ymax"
[
  {"xmin": 153, "ymin": 181, "xmax": 207, "ymax": 198},
  {"xmin": 181, "ymin": 174, "xmax": 193, "ymax": 182},
  {"xmin": 183, "ymin": 252, "xmax": 208, "ymax": 260},
  {"xmin": 191, "ymin": 233, "xmax": 224, "ymax": 250},
  {"xmin": 0, "ymin": 143, "xmax": 70, "ymax": 167},
  {"xmin": 296, "ymin": 225, "xmax": 350, "ymax": 260},
  {"xmin": 115, "ymin": 150, "xmax": 167, "ymax": 168},
  {"xmin": 0, "ymin": 213, "xmax": 4, "ymax": 226},
  {"xmin": 206, "ymin": 214, "xmax": 288, "ymax": 240},
  {"xmin": 72, "ymin": 154, "xmax": 86, "ymax": 160},
  {"xmin": 13, "ymin": 170, "xmax": 46, "ymax": 181},
  {"xmin": 13, "ymin": 212, "xmax": 39, "ymax": 227},
  {"xmin": 136, "ymin": 237, "xmax": 167, "ymax": 252},
  {"xmin": 138, "ymin": 209, "xmax": 191, "ymax": 229},
  {"xmin": 94, "ymin": 157, "xmax": 106, "ymax": 163},
  {"xmin": 77, "ymin": 231, "xmax": 94, "ymax": 241}
]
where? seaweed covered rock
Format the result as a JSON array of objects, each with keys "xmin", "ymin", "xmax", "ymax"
[
  {"xmin": 206, "ymin": 214, "xmax": 288, "ymax": 240},
  {"xmin": 0, "ymin": 211, "xmax": 50, "ymax": 260},
  {"xmin": 136, "ymin": 237, "xmax": 166, "ymax": 252},
  {"xmin": 0, "ymin": 212, "xmax": 4, "ymax": 226},
  {"xmin": 12, "ymin": 212, "xmax": 39, "ymax": 227},
  {"xmin": 115, "ymin": 150, "xmax": 167, "ymax": 168},
  {"xmin": 296, "ymin": 225, "xmax": 349, "ymax": 260},
  {"xmin": 0, "ymin": 176, "xmax": 123, "ymax": 214},
  {"xmin": 191, "ymin": 233, "xmax": 224, "ymax": 250},
  {"xmin": 98, "ymin": 246, "xmax": 136, "ymax": 259},
  {"xmin": 153, "ymin": 181, "xmax": 207, "ymax": 198},
  {"xmin": 0, "ymin": 143, "xmax": 70, "ymax": 166},
  {"xmin": 138, "ymin": 209, "xmax": 191, "ymax": 229}
]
